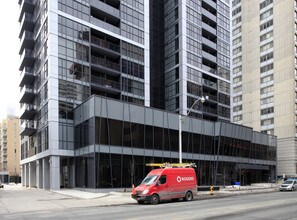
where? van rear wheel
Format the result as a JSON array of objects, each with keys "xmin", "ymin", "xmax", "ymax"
[
  {"xmin": 150, "ymin": 194, "xmax": 159, "ymax": 205},
  {"xmin": 183, "ymin": 191, "xmax": 193, "ymax": 201}
]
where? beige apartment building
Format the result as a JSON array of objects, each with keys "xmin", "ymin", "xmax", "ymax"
[
  {"xmin": 0, "ymin": 116, "xmax": 20, "ymax": 182},
  {"xmin": 232, "ymin": 0, "xmax": 297, "ymax": 178}
]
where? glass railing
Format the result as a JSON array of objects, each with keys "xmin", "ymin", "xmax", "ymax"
[
  {"xmin": 91, "ymin": 36, "xmax": 120, "ymax": 53},
  {"xmin": 91, "ymin": 56, "xmax": 120, "ymax": 72},
  {"xmin": 20, "ymin": 31, "xmax": 34, "ymax": 44},
  {"xmin": 20, "ymin": 67, "xmax": 34, "ymax": 76},
  {"xmin": 203, "ymin": 79, "xmax": 217, "ymax": 89},
  {"xmin": 91, "ymin": 75, "xmax": 121, "ymax": 90},
  {"xmin": 202, "ymin": 64, "xmax": 217, "ymax": 74}
]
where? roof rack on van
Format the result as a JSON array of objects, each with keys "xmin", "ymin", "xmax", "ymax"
[{"xmin": 146, "ymin": 162, "xmax": 196, "ymax": 168}]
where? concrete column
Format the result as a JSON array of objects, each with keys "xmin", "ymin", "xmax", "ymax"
[
  {"xmin": 28, "ymin": 163, "xmax": 31, "ymax": 187},
  {"xmin": 21, "ymin": 165, "xmax": 24, "ymax": 187},
  {"xmin": 43, "ymin": 157, "xmax": 50, "ymax": 189},
  {"xmin": 36, "ymin": 160, "xmax": 39, "ymax": 189},
  {"xmin": 69, "ymin": 163, "xmax": 75, "ymax": 188},
  {"xmin": 24, "ymin": 163, "xmax": 28, "ymax": 187},
  {"xmin": 50, "ymin": 156, "xmax": 60, "ymax": 190}
]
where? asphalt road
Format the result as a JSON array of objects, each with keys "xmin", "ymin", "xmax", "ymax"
[{"xmin": 1, "ymin": 188, "xmax": 296, "ymax": 220}]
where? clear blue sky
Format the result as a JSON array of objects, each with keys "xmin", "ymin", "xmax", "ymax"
[{"xmin": 0, "ymin": 2, "xmax": 20, "ymax": 119}]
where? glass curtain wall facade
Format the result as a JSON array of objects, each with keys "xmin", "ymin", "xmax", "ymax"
[
  {"xmin": 164, "ymin": 0, "xmax": 231, "ymax": 121},
  {"xmin": 19, "ymin": 0, "xmax": 149, "ymax": 190},
  {"xmin": 74, "ymin": 96, "xmax": 276, "ymax": 188}
]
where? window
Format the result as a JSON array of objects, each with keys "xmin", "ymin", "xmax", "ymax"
[
  {"xmin": 233, "ymin": 85, "xmax": 242, "ymax": 93},
  {"xmin": 260, "ymin": 0, "xmax": 273, "ymax": 9},
  {"xmin": 233, "ymin": 36, "xmax": 242, "ymax": 45},
  {"xmin": 260, "ymin": 31, "xmax": 273, "ymax": 42},
  {"xmin": 232, "ymin": 0, "xmax": 241, "ymax": 7},
  {"xmin": 260, "ymin": 42, "xmax": 273, "ymax": 52},
  {"xmin": 261, "ymin": 118, "xmax": 274, "ymax": 126},
  {"xmin": 233, "ymin": 56, "xmax": 242, "ymax": 64},
  {"xmin": 260, "ymin": 52, "xmax": 273, "ymax": 63},
  {"xmin": 233, "ymin": 66, "xmax": 242, "ymax": 74},
  {"xmin": 260, "ymin": 74, "xmax": 273, "ymax": 84},
  {"xmin": 158, "ymin": 175, "xmax": 167, "ymax": 185},
  {"xmin": 233, "ymin": 75, "xmax": 242, "ymax": 83},
  {"xmin": 232, "ymin": 6, "xmax": 241, "ymax": 16},
  {"xmin": 261, "ymin": 96, "xmax": 274, "ymax": 105},
  {"xmin": 260, "ymin": 8, "xmax": 273, "ymax": 20},
  {"xmin": 233, "ymin": 115, "xmax": 242, "ymax": 122},
  {"xmin": 261, "ymin": 85, "xmax": 274, "ymax": 94},
  {"xmin": 233, "ymin": 26, "xmax": 241, "ymax": 36},
  {"xmin": 233, "ymin": 16, "xmax": 241, "ymax": 26},
  {"xmin": 233, "ymin": 46, "xmax": 242, "ymax": 55},
  {"xmin": 261, "ymin": 107, "xmax": 274, "ymax": 115},
  {"xmin": 233, "ymin": 95, "xmax": 242, "ymax": 102},
  {"xmin": 260, "ymin": 19, "xmax": 273, "ymax": 31},
  {"xmin": 233, "ymin": 105, "xmax": 242, "ymax": 112},
  {"xmin": 260, "ymin": 63, "xmax": 273, "ymax": 73}
]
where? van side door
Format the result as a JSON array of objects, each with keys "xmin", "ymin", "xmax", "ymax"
[{"xmin": 157, "ymin": 175, "xmax": 170, "ymax": 201}]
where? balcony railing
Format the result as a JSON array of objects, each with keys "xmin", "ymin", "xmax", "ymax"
[
  {"xmin": 91, "ymin": 75, "xmax": 121, "ymax": 90},
  {"xmin": 91, "ymin": 36, "xmax": 120, "ymax": 53},
  {"xmin": 20, "ymin": 120, "xmax": 36, "ymax": 136},
  {"xmin": 202, "ymin": 64, "xmax": 217, "ymax": 75},
  {"xmin": 203, "ymin": 79, "xmax": 217, "ymax": 89},
  {"xmin": 19, "ymin": 31, "xmax": 34, "ymax": 54},
  {"xmin": 20, "ymin": 104, "xmax": 37, "ymax": 120},
  {"xmin": 203, "ymin": 106, "xmax": 217, "ymax": 115},
  {"xmin": 91, "ymin": 56, "xmax": 120, "ymax": 72}
]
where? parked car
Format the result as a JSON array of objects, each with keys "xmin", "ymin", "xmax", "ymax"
[{"xmin": 279, "ymin": 180, "xmax": 297, "ymax": 191}]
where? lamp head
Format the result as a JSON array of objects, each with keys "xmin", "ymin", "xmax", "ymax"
[{"xmin": 201, "ymin": 96, "xmax": 205, "ymax": 103}]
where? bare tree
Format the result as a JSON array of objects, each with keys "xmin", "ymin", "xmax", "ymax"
[{"xmin": 129, "ymin": 159, "xmax": 135, "ymax": 186}]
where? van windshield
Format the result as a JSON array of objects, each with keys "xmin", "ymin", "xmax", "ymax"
[{"xmin": 141, "ymin": 175, "xmax": 158, "ymax": 185}]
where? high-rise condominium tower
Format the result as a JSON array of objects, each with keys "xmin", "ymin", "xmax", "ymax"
[
  {"xmin": 19, "ymin": 0, "xmax": 277, "ymax": 190},
  {"xmin": 231, "ymin": 0, "xmax": 297, "ymax": 177}
]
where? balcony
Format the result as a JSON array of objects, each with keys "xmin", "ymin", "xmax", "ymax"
[
  {"xmin": 19, "ymin": 0, "xmax": 35, "ymax": 22},
  {"xmin": 19, "ymin": 31, "xmax": 34, "ymax": 55},
  {"xmin": 19, "ymin": 49, "xmax": 35, "ymax": 71},
  {"xmin": 90, "ymin": 16, "xmax": 120, "ymax": 35},
  {"xmin": 19, "ymin": 67, "xmax": 35, "ymax": 87},
  {"xmin": 203, "ymin": 106, "xmax": 218, "ymax": 115},
  {"xmin": 203, "ymin": 0, "xmax": 217, "ymax": 11},
  {"xmin": 90, "ymin": 36, "xmax": 120, "ymax": 58},
  {"xmin": 19, "ymin": 12, "xmax": 35, "ymax": 38},
  {"xmin": 202, "ymin": 8, "xmax": 216, "ymax": 23},
  {"xmin": 90, "ymin": 0, "xmax": 120, "ymax": 18},
  {"xmin": 202, "ymin": 51, "xmax": 217, "ymax": 63},
  {"xmin": 20, "ymin": 120, "xmax": 36, "ymax": 136},
  {"xmin": 202, "ymin": 37, "xmax": 217, "ymax": 51},
  {"xmin": 202, "ymin": 23, "xmax": 216, "ymax": 36},
  {"xmin": 91, "ymin": 56, "xmax": 120, "ymax": 76},
  {"xmin": 203, "ymin": 93, "xmax": 217, "ymax": 102},
  {"xmin": 203, "ymin": 79, "xmax": 217, "ymax": 89},
  {"xmin": 202, "ymin": 64, "xmax": 217, "ymax": 75},
  {"xmin": 20, "ymin": 104, "xmax": 36, "ymax": 120},
  {"xmin": 19, "ymin": 85, "xmax": 36, "ymax": 104},
  {"xmin": 91, "ymin": 75, "xmax": 121, "ymax": 94}
]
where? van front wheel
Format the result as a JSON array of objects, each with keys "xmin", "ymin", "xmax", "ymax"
[
  {"xmin": 183, "ymin": 191, "xmax": 193, "ymax": 201},
  {"xmin": 150, "ymin": 194, "xmax": 159, "ymax": 205}
]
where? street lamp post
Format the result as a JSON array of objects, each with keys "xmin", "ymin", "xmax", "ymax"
[{"xmin": 179, "ymin": 96, "xmax": 206, "ymax": 163}]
